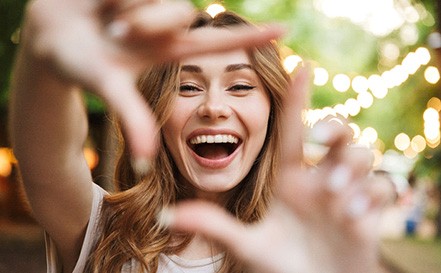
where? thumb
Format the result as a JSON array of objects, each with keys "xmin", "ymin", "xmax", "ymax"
[{"xmin": 158, "ymin": 201, "xmax": 252, "ymax": 261}]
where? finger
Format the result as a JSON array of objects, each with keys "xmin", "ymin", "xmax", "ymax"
[
  {"xmin": 280, "ymin": 65, "xmax": 310, "ymax": 166},
  {"xmin": 93, "ymin": 69, "xmax": 159, "ymax": 168},
  {"xmin": 305, "ymin": 118, "xmax": 352, "ymax": 165},
  {"xmin": 169, "ymin": 24, "xmax": 286, "ymax": 61},
  {"xmin": 159, "ymin": 201, "xmax": 251, "ymax": 261},
  {"xmin": 108, "ymin": 1, "xmax": 195, "ymax": 41},
  {"xmin": 100, "ymin": 0, "xmax": 159, "ymax": 17},
  {"xmin": 321, "ymin": 144, "xmax": 374, "ymax": 193},
  {"xmin": 365, "ymin": 174, "xmax": 397, "ymax": 209}
]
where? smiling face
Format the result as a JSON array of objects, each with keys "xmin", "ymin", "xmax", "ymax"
[{"xmin": 162, "ymin": 49, "xmax": 271, "ymax": 202}]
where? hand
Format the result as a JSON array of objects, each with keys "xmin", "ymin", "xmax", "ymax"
[
  {"xmin": 21, "ymin": 0, "xmax": 284, "ymax": 161},
  {"xmin": 161, "ymin": 66, "xmax": 394, "ymax": 273}
]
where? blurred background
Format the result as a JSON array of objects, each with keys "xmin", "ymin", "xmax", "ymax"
[{"xmin": 1, "ymin": 0, "xmax": 441, "ymax": 272}]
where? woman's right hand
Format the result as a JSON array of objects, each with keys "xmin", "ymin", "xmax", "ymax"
[{"xmin": 21, "ymin": 0, "xmax": 284, "ymax": 163}]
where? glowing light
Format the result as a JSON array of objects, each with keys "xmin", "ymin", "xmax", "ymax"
[
  {"xmin": 333, "ymin": 104, "xmax": 349, "ymax": 118},
  {"xmin": 313, "ymin": 0, "xmax": 408, "ymax": 37},
  {"xmin": 283, "ymin": 55, "xmax": 303, "ymax": 74},
  {"xmin": 402, "ymin": 52, "xmax": 421, "ymax": 75},
  {"xmin": 424, "ymin": 66, "xmax": 440, "ymax": 84},
  {"xmin": 389, "ymin": 65, "xmax": 409, "ymax": 87},
  {"xmin": 357, "ymin": 91, "xmax": 374, "ymax": 108},
  {"xmin": 372, "ymin": 149, "xmax": 383, "ymax": 167},
  {"xmin": 415, "ymin": 47, "xmax": 431, "ymax": 65},
  {"xmin": 423, "ymin": 107, "xmax": 439, "ymax": 121},
  {"xmin": 348, "ymin": 123, "xmax": 361, "ymax": 139},
  {"xmin": 404, "ymin": 6, "xmax": 420, "ymax": 23},
  {"xmin": 314, "ymin": 67, "xmax": 329, "ymax": 86},
  {"xmin": 352, "ymin": 75, "xmax": 369, "ymax": 93},
  {"xmin": 400, "ymin": 24, "xmax": 419, "ymax": 46},
  {"xmin": 427, "ymin": 97, "xmax": 441, "ymax": 112},
  {"xmin": 381, "ymin": 70, "xmax": 396, "ymax": 89},
  {"xmin": 411, "ymin": 135, "xmax": 426, "ymax": 153},
  {"xmin": 333, "ymin": 74, "xmax": 351, "ymax": 92},
  {"xmin": 83, "ymin": 147, "xmax": 99, "ymax": 170},
  {"xmin": 344, "ymin": 98, "xmax": 361, "ymax": 116},
  {"xmin": 206, "ymin": 4, "xmax": 226, "ymax": 18},
  {"xmin": 395, "ymin": 133, "xmax": 410, "ymax": 151},
  {"xmin": 362, "ymin": 127, "xmax": 378, "ymax": 144},
  {"xmin": 424, "ymin": 108, "xmax": 440, "ymax": 142},
  {"xmin": 375, "ymin": 138, "xmax": 386, "ymax": 153},
  {"xmin": 381, "ymin": 43, "xmax": 400, "ymax": 62},
  {"xmin": 0, "ymin": 148, "xmax": 13, "ymax": 177},
  {"xmin": 424, "ymin": 125, "xmax": 440, "ymax": 141},
  {"xmin": 426, "ymin": 135, "xmax": 440, "ymax": 148},
  {"xmin": 404, "ymin": 146, "xmax": 418, "ymax": 159},
  {"xmin": 368, "ymin": 74, "xmax": 388, "ymax": 99}
]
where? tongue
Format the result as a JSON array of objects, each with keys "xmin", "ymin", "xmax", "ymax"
[{"xmin": 196, "ymin": 144, "xmax": 229, "ymax": 159}]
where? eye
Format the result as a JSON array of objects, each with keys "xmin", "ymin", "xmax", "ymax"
[
  {"xmin": 227, "ymin": 84, "xmax": 256, "ymax": 92},
  {"xmin": 179, "ymin": 84, "xmax": 203, "ymax": 93}
]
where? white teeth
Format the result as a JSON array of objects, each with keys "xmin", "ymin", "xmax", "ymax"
[{"xmin": 190, "ymin": 134, "xmax": 239, "ymax": 145}]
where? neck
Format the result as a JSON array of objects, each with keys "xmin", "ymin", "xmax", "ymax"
[{"xmin": 175, "ymin": 234, "xmax": 222, "ymax": 260}]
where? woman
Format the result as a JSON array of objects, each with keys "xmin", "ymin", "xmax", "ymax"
[{"xmin": 9, "ymin": 0, "xmax": 390, "ymax": 272}]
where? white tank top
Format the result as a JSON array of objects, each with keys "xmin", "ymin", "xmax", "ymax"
[{"xmin": 45, "ymin": 183, "xmax": 224, "ymax": 273}]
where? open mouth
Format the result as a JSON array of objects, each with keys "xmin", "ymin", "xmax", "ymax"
[{"xmin": 188, "ymin": 134, "xmax": 241, "ymax": 160}]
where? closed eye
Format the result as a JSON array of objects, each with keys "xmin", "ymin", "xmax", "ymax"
[
  {"xmin": 180, "ymin": 84, "xmax": 203, "ymax": 92},
  {"xmin": 227, "ymin": 84, "xmax": 256, "ymax": 92}
]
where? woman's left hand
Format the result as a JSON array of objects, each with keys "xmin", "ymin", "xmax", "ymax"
[{"xmin": 160, "ymin": 67, "xmax": 393, "ymax": 273}]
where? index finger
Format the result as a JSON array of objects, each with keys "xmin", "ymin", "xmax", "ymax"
[
  {"xmin": 280, "ymin": 65, "xmax": 311, "ymax": 166},
  {"xmin": 169, "ymin": 24, "xmax": 286, "ymax": 61}
]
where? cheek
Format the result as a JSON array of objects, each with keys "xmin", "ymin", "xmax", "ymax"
[
  {"xmin": 162, "ymin": 103, "xmax": 190, "ymax": 151},
  {"xmin": 243, "ymin": 97, "xmax": 271, "ymax": 138}
]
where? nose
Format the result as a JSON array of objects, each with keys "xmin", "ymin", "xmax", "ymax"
[{"xmin": 197, "ymin": 91, "xmax": 232, "ymax": 120}]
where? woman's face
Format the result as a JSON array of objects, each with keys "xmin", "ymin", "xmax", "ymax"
[{"xmin": 162, "ymin": 48, "xmax": 271, "ymax": 202}]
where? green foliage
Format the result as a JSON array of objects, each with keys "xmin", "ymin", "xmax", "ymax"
[{"xmin": 0, "ymin": 0, "xmax": 27, "ymax": 108}]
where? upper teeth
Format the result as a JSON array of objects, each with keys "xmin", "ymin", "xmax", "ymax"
[{"xmin": 189, "ymin": 134, "xmax": 239, "ymax": 145}]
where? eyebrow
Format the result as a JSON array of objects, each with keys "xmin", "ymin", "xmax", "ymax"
[
  {"xmin": 181, "ymin": 65, "xmax": 202, "ymax": 73},
  {"xmin": 225, "ymin": 63, "xmax": 254, "ymax": 72},
  {"xmin": 180, "ymin": 63, "xmax": 254, "ymax": 74}
]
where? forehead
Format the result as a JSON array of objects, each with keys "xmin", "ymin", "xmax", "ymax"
[{"xmin": 180, "ymin": 49, "xmax": 251, "ymax": 68}]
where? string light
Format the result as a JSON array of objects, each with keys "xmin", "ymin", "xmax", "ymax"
[
  {"xmin": 271, "ymin": 3, "xmax": 433, "ymax": 156},
  {"xmin": 333, "ymin": 74, "xmax": 351, "ymax": 92},
  {"xmin": 424, "ymin": 66, "xmax": 440, "ymax": 84},
  {"xmin": 206, "ymin": 3, "xmax": 226, "ymax": 17},
  {"xmin": 395, "ymin": 133, "xmax": 411, "ymax": 151},
  {"xmin": 283, "ymin": 55, "xmax": 303, "ymax": 73},
  {"xmin": 313, "ymin": 67, "xmax": 329, "ymax": 86}
]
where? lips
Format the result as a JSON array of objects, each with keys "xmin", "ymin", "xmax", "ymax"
[{"xmin": 187, "ymin": 131, "xmax": 242, "ymax": 168}]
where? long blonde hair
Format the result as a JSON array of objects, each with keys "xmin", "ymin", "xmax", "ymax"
[{"xmin": 85, "ymin": 11, "xmax": 290, "ymax": 273}]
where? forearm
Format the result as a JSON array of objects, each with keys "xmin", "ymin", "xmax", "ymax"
[{"xmin": 9, "ymin": 39, "xmax": 89, "ymax": 186}]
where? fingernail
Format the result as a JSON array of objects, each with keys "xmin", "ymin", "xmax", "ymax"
[
  {"xmin": 131, "ymin": 157, "xmax": 151, "ymax": 176},
  {"xmin": 107, "ymin": 20, "xmax": 130, "ymax": 40},
  {"xmin": 309, "ymin": 122, "xmax": 333, "ymax": 144},
  {"xmin": 347, "ymin": 194, "xmax": 370, "ymax": 218},
  {"xmin": 328, "ymin": 165, "xmax": 351, "ymax": 192},
  {"xmin": 156, "ymin": 207, "xmax": 175, "ymax": 229}
]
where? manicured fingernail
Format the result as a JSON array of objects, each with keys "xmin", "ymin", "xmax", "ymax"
[
  {"xmin": 131, "ymin": 157, "xmax": 151, "ymax": 176},
  {"xmin": 107, "ymin": 20, "xmax": 129, "ymax": 40},
  {"xmin": 156, "ymin": 207, "xmax": 175, "ymax": 229},
  {"xmin": 328, "ymin": 165, "xmax": 351, "ymax": 192},
  {"xmin": 347, "ymin": 194, "xmax": 370, "ymax": 218},
  {"xmin": 309, "ymin": 122, "xmax": 333, "ymax": 144}
]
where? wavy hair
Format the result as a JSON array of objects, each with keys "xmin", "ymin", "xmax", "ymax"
[{"xmin": 85, "ymin": 11, "xmax": 290, "ymax": 273}]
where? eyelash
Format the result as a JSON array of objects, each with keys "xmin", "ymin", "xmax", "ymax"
[
  {"xmin": 227, "ymin": 84, "xmax": 256, "ymax": 92},
  {"xmin": 179, "ymin": 84, "xmax": 202, "ymax": 92},
  {"xmin": 179, "ymin": 84, "xmax": 256, "ymax": 93}
]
